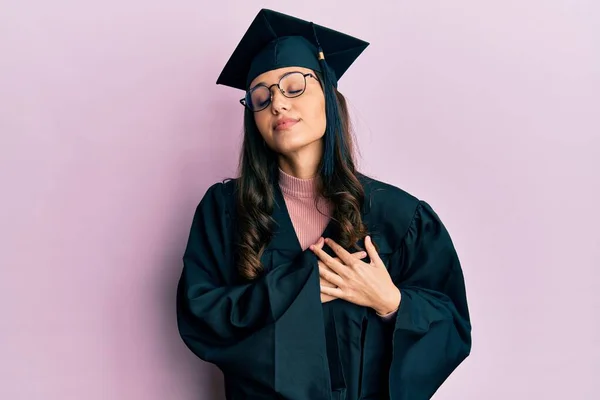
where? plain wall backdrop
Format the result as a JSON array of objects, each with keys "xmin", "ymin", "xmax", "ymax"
[{"xmin": 1, "ymin": 0, "xmax": 598, "ymax": 399}]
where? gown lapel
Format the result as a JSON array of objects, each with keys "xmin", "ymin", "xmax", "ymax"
[
  {"xmin": 269, "ymin": 181, "xmax": 337, "ymax": 254},
  {"xmin": 269, "ymin": 181, "xmax": 348, "ymax": 398}
]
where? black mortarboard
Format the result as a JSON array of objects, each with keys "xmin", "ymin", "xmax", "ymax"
[{"xmin": 216, "ymin": 9, "xmax": 369, "ymax": 91}]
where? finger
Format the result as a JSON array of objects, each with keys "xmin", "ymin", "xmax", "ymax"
[
  {"xmin": 318, "ymin": 262, "xmax": 340, "ymax": 286},
  {"xmin": 318, "ymin": 261, "xmax": 337, "ymax": 281},
  {"xmin": 320, "ymin": 277, "xmax": 336, "ymax": 288},
  {"xmin": 321, "ymin": 293, "xmax": 337, "ymax": 304},
  {"xmin": 318, "ymin": 262, "xmax": 343, "ymax": 289},
  {"xmin": 313, "ymin": 244, "xmax": 365, "ymax": 276},
  {"xmin": 351, "ymin": 251, "xmax": 368, "ymax": 260},
  {"xmin": 310, "ymin": 243, "xmax": 347, "ymax": 277},
  {"xmin": 365, "ymin": 235, "xmax": 383, "ymax": 266},
  {"xmin": 333, "ymin": 252, "xmax": 366, "ymax": 264},
  {"xmin": 320, "ymin": 285, "xmax": 344, "ymax": 298},
  {"xmin": 312, "ymin": 237, "xmax": 325, "ymax": 250},
  {"xmin": 319, "ymin": 260, "xmax": 336, "ymax": 274},
  {"xmin": 319, "ymin": 264, "xmax": 345, "ymax": 288},
  {"xmin": 325, "ymin": 238, "xmax": 358, "ymax": 268}
]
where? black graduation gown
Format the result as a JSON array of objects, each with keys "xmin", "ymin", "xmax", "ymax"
[{"xmin": 176, "ymin": 174, "xmax": 471, "ymax": 400}]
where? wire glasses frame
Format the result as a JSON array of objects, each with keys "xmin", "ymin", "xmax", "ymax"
[{"xmin": 239, "ymin": 71, "xmax": 319, "ymax": 112}]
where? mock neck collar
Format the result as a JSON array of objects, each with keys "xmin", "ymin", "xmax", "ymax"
[{"xmin": 278, "ymin": 168, "xmax": 319, "ymax": 198}]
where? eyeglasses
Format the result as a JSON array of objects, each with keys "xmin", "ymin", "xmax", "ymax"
[{"xmin": 240, "ymin": 71, "xmax": 319, "ymax": 112}]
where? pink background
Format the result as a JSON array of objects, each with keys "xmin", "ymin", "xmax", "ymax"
[{"xmin": 1, "ymin": 0, "xmax": 598, "ymax": 399}]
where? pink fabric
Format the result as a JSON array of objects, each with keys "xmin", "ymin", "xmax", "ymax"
[{"xmin": 278, "ymin": 168, "xmax": 333, "ymax": 251}]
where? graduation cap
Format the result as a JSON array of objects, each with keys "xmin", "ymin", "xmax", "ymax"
[{"xmin": 216, "ymin": 9, "xmax": 370, "ymax": 91}]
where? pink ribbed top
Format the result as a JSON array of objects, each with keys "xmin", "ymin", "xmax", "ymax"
[{"xmin": 278, "ymin": 168, "xmax": 333, "ymax": 251}]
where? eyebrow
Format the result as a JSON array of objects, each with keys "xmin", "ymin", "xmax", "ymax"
[{"xmin": 250, "ymin": 71, "xmax": 302, "ymax": 89}]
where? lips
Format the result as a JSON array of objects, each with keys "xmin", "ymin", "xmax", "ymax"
[{"xmin": 274, "ymin": 118, "xmax": 299, "ymax": 131}]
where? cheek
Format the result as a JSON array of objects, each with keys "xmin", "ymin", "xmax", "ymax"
[{"xmin": 303, "ymin": 97, "xmax": 326, "ymax": 133}]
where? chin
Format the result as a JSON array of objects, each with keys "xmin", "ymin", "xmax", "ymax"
[
  {"xmin": 271, "ymin": 140, "xmax": 308, "ymax": 155},
  {"xmin": 272, "ymin": 135, "xmax": 322, "ymax": 156}
]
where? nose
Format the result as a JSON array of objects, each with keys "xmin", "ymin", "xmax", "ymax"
[{"xmin": 270, "ymin": 87, "xmax": 290, "ymax": 114}]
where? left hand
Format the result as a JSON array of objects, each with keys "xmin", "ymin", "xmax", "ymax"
[{"xmin": 309, "ymin": 236, "xmax": 401, "ymax": 315}]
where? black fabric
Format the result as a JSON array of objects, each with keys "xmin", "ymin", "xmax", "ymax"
[
  {"xmin": 176, "ymin": 174, "xmax": 471, "ymax": 399},
  {"xmin": 216, "ymin": 8, "xmax": 369, "ymax": 90}
]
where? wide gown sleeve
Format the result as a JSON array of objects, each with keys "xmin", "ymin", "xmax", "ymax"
[
  {"xmin": 388, "ymin": 201, "xmax": 472, "ymax": 400},
  {"xmin": 176, "ymin": 182, "xmax": 330, "ymax": 399}
]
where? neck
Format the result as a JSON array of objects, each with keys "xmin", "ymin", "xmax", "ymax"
[{"xmin": 277, "ymin": 138, "xmax": 323, "ymax": 179}]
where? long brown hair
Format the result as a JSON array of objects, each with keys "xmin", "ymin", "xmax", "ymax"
[{"xmin": 235, "ymin": 86, "xmax": 368, "ymax": 280}]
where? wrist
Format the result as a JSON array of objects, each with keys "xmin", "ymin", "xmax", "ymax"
[{"xmin": 374, "ymin": 286, "xmax": 401, "ymax": 316}]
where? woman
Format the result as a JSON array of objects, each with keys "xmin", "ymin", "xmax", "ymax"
[{"xmin": 176, "ymin": 9, "xmax": 471, "ymax": 400}]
